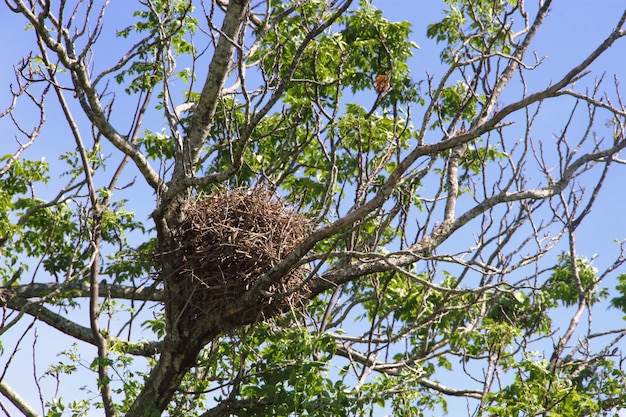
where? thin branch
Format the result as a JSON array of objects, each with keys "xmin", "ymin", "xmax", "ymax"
[
  {"xmin": 335, "ymin": 345, "xmax": 482, "ymax": 398},
  {"xmin": 5, "ymin": 1, "xmax": 164, "ymax": 193}
]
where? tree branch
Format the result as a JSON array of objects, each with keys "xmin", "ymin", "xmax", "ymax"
[
  {"xmin": 4, "ymin": 282, "xmax": 162, "ymax": 301},
  {"xmin": 162, "ymin": 0, "xmax": 354, "ymax": 200},
  {"xmin": 170, "ymin": 0, "xmax": 251, "ymax": 187},
  {"xmin": 0, "ymin": 380, "xmax": 40, "ymax": 417},
  {"xmin": 1, "ymin": 296, "xmax": 161, "ymax": 357},
  {"xmin": 335, "ymin": 345, "xmax": 482, "ymax": 399},
  {"xmin": 5, "ymin": 0, "xmax": 164, "ymax": 193},
  {"xmin": 243, "ymin": 14, "xmax": 626, "ymax": 299}
]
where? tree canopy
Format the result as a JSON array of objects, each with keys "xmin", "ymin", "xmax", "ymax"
[{"xmin": 1, "ymin": 0, "xmax": 626, "ymax": 416}]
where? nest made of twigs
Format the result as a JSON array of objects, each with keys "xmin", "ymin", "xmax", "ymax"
[{"xmin": 171, "ymin": 186, "xmax": 312, "ymax": 327}]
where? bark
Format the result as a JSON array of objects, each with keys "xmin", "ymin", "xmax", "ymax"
[
  {"xmin": 5, "ymin": 282, "xmax": 163, "ymax": 302},
  {"xmin": 125, "ymin": 333, "xmax": 212, "ymax": 417},
  {"xmin": 0, "ymin": 381, "xmax": 40, "ymax": 417},
  {"xmin": 164, "ymin": 0, "xmax": 251, "ymax": 201},
  {"xmin": 127, "ymin": 2, "xmax": 253, "ymax": 414},
  {"xmin": 0, "ymin": 297, "xmax": 160, "ymax": 356}
]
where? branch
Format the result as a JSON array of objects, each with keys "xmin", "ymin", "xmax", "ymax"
[
  {"xmin": 0, "ymin": 63, "xmax": 48, "ymax": 177},
  {"xmin": 486, "ymin": 8, "xmax": 626, "ymax": 129},
  {"xmin": 335, "ymin": 345, "xmax": 482, "ymax": 399},
  {"xmin": 1, "ymin": 297, "xmax": 161, "ymax": 357},
  {"xmin": 162, "ymin": 0, "xmax": 355, "ymax": 200},
  {"xmin": 0, "ymin": 380, "xmax": 40, "ymax": 417},
  {"xmin": 480, "ymin": 0, "xmax": 552, "ymax": 119},
  {"xmin": 443, "ymin": 144, "xmax": 464, "ymax": 224},
  {"xmin": 171, "ymin": 0, "xmax": 251, "ymax": 185},
  {"xmin": 4, "ymin": 282, "xmax": 163, "ymax": 302},
  {"xmin": 241, "ymin": 15, "xmax": 626, "ymax": 300},
  {"xmin": 5, "ymin": 0, "xmax": 164, "ymax": 193},
  {"xmin": 311, "ymin": 132, "xmax": 626, "ymax": 293}
]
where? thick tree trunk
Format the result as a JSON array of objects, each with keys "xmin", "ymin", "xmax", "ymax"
[
  {"xmin": 125, "ymin": 2, "xmax": 254, "ymax": 415},
  {"xmin": 125, "ymin": 333, "xmax": 211, "ymax": 417},
  {"xmin": 124, "ymin": 195, "xmax": 205, "ymax": 417}
]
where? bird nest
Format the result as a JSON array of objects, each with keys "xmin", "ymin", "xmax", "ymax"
[{"xmin": 171, "ymin": 187, "xmax": 312, "ymax": 328}]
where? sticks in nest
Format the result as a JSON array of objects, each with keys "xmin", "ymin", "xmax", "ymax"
[{"xmin": 172, "ymin": 186, "xmax": 312, "ymax": 325}]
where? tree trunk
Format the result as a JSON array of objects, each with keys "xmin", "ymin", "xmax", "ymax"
[
  {"xmin": 124, "ymin": 193, "xmax": 215, "ymax": 417},
  {"xmin": 125, "ymin": 332, "xmax": 211, "ymax": 417}
]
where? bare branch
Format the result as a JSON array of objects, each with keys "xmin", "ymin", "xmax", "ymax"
[
  {"xmin": 0, "ymin": 380, "xmax": 40, "ymax": 417},
  {"xmin": 1, "ymin": 296, "xmax": 161, "ymax": 357},
  {"xmin": 4, "ymin": 282, "xmax": 162, "ymax": 301}
]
